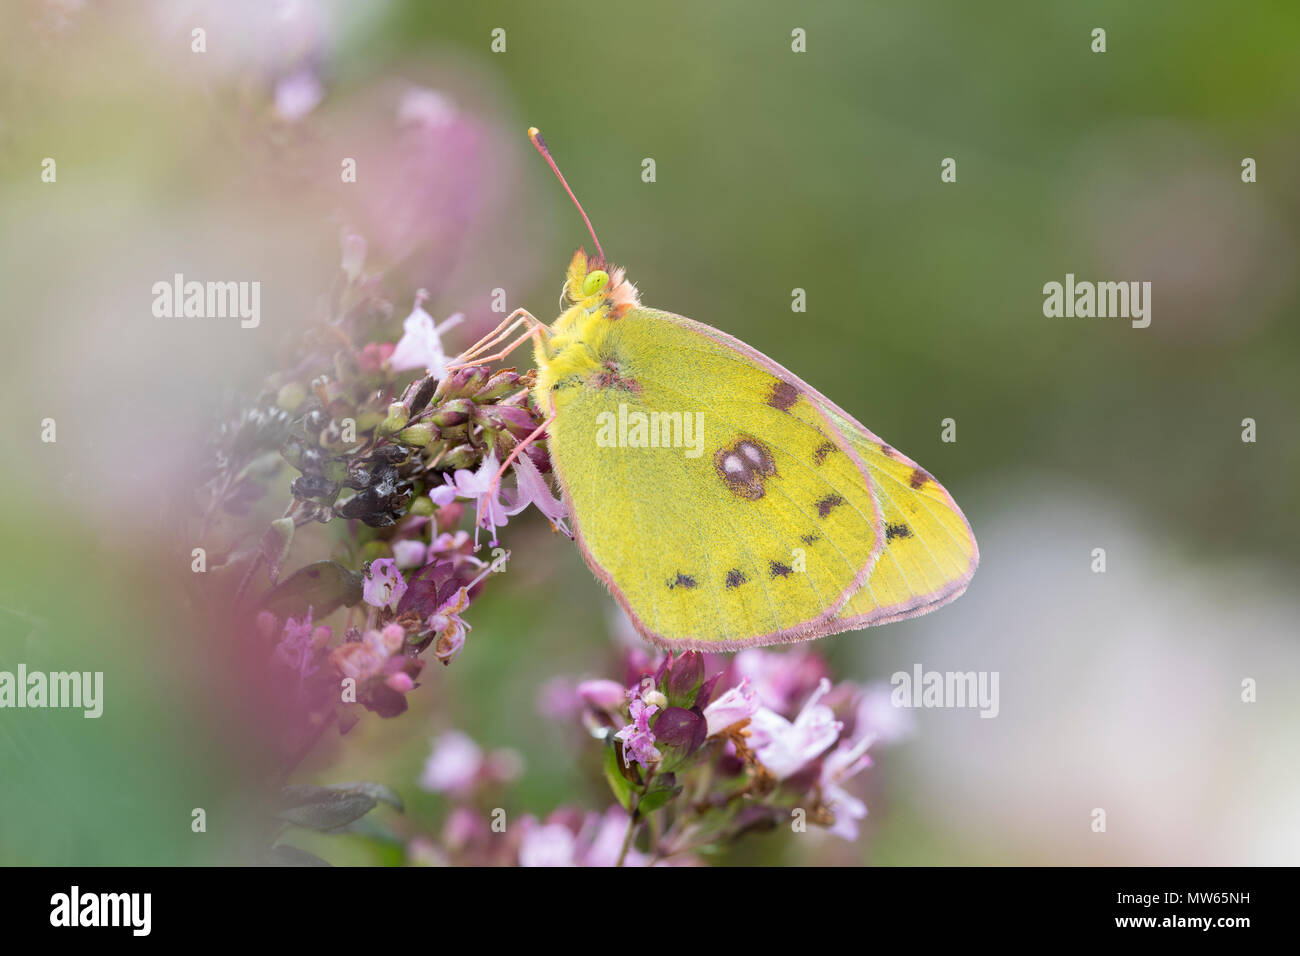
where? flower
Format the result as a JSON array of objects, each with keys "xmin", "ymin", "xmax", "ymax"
[
  {"xmin": 274, "ymin": 66, "xmax": 323, "ymax": 122},
  {"xmin": 419, "ymin": 730, "xmax": 523, "ymax": 797},
  {"xmin": 502, "ymin": 449, "xmax": 570, "ymax": 536},
  {"xmin": 518, "ymin": 820, "xmax": 578, "ymax": 867},
  {"xmin": 340, "ymin": 230, "xmax": 367, "ymax": 283},
  {"xmin": 578, "ymin": 679, "xmax": 627, "ymax": 711},
  {"xmin": 854, "ymin": 681, "xmax": 915, "ymax": 745},
  {"xmin": 362, "ymin": 558, "xmax": 407, "ymax": 611},
  {"xmin": 615, "ymin": 686, "xmax": 662, "ymax": 769},
  {"xmin": 449, "ymin": 451, "xmax": 510, "ymax": 546},
  {"xmin": 749, "ymin": 678, "xmax": 842, "ymax": 779},
  {"xmin": 356, "ymin": 341, "xmax": 395, "ymax": 374},
  {"xmin": 703, "ymin": 679, "xmax": 759, "ymax": 736},
  {"xmin": 388, "ymin": 296, "xmax": 464, "ymax": 376},
  {"xmin": 578, "ymin": 807, "xmax": 650, "ymax": 867},
  {"xmin": 420, "ymin": 730, "xmax": 483, "ymax": 796},
  {"xmin": 427, "ymin": 587, "xmax": 472, "ymax": 665},
  {"xmin": 734, "ymin": 648, "xmax": 828, "ymax": 716},
  {"xmin": 819, "ymin": 731, "xmax": 875, "ymax": 841},
  {"xmin": 330, "ymin": 622, "xmax": 406, "ymax": 683},
  {"xmin": 272, "ymin": 608, "xmax": 331, "ymax": 687},
  {"xmin": 391, "ymin": 539, "xmax": 427, "ymax": 570}
]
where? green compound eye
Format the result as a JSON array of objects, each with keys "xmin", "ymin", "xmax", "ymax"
[{"xmin": 582, "ymin": 270, "xmax": 610, "ymax": 296}]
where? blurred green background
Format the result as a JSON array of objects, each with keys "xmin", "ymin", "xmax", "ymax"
[{"xmin": 2, "ymin": 0, "xmax": 1298, "ymax": 865}]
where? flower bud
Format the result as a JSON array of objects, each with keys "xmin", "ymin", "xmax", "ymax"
[
  {"xmin": 378, "ymin": 402, "xmax": 410, "ymax": 435},
  {"xmin": 442, "ymin": 444, "xmax": 478, "ymax": 470},
  {"xmin": 430, "ymin": 398, "xmax": 474, "ymax": 428},
  {"xmin": 477, "ymin": 403, "xmax": 537, "ymax": 436},
  {"xmin": 664, "ymin": 651, "xmax": 705, "ymax": 707},
  {"xmin": 434, "ymin": 365, "xmax": 490, "ymax": 402},
  {"xmin": 276, "ymin": 382, "xmax": 308, "ymax": 413},
  {"xmin": 651, "ymin": 706, "xmax": 707, "ymax": 769},
  {"xmin": 473, "ymin": 369, "xmax": 523, "ymax": 402},
  {"xmin": 396, "ymin": 423, "xmax": 435, "ymax": 447}
]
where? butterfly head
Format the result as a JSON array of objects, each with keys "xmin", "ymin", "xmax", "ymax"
[{"xmin": 563, "ymin": 247, "xmax": 640, "ymax": 318}]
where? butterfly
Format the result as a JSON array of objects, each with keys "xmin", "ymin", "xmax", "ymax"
[{"xmin": 452, "ymin": 128, "xmax": 978, "ymax": 650}]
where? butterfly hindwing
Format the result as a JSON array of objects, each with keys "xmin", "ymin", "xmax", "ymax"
[
  {"xmin": 543, "ymin": 307, "xmax": 885, "ymax": 648},
  {"xmin": 817, "ymin": 404, "xmax": 979, "ymax": 626},
  {"xmin": 660, "ymin": 314, "xmax": 978, "ymax": 630}
]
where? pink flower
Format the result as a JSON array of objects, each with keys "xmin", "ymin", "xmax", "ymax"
[
  {"xmin": 518, "ymin": 819, "xmax": 577, "ymax": 867},
  {"xmin": 356, "ymin": 341, "xmax": 395, "ymax": 374},
  {"xmin": 274, "ymin": 66, "xmax": 323, "ymax": 121},
  {"xmin": 449, "ymin": 451, "xmax": 510, "ymax": 546},
  {"xmin": 388, "ymin": 297, "xmax": 463, "ymax": 376},
  {"xmin": 329, "ymin": 623, "xmax": 405, "ymax": 682},
  {"xmin": 503, "ymin": 450, "xmax": 570, "ymax": 536},
  {"xmin": 854, "ymin": 681, "xmax": 914, "ymax": 745},
  {"xmin": 734, "ymin": 648, "xmax": 828, "ymax": 716},
  {"xmin": 615, "ymin": 687, "xmax": 662, "ymax": 769},
  {"xmin": 420, "ymin": 730, "xmax": 482, "ymax": 796},
  {"xmin": 749, "ymin": 679, "xmax": 842, "ymax": 780},
  {"xmin": 578, "ymin": 807, "xmax": 649, "ymax": 867},
  {"xmin": 391, "ymin": 539, "xmax": 427, "ymax": 570},
  {"xmin": 819, "ymin": 730, "xmax": 876, "ymax": 840},
  {"xmin": 362, "ymin": 558, "xmax": 407, "ymax": 611},
  {"xmin": 703, "ymin": 679, "xmax": 759, "ymax": 736},
  {"xmin": 578, "ymin": 679, "xmax": 627, "ymax": 711},
  {"xmin": 427, "ymin": 587, "xmax": 471, "ymax": 665}
]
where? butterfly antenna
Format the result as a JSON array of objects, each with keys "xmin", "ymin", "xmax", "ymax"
[{"xmin": 528, "ymin": 127, "xmax": 605, "ymax": 263}]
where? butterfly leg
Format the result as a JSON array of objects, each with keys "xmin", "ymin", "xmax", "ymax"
[
  {"xmin": 448, "ymin": 321, "xmax": 548, "ymax": 370},
  {"xmin": 487, "ymin": 409, "xmax": 558, "ymax": 500},
  {"xmin": 448, "ymin": 309, "xmax": 547, "ymax": 368}
]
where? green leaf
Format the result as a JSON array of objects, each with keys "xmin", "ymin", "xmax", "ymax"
[
  {"xmin": 265, "ymin": 844, "xmax": 332, "ymax": 866},
  {"xmin": 259, "ymin": 560, "xmax": 363, "ymax": 619},
  {"xmin": 603, "ymin": 743, "xmax": 634, "ymax": 811},
  {"xmin": 636, "ymin": 786, "xmax": 679, "ymax": 817},
  {"xmin": 324, "ymin": 781, "xmax": 404, "ymax": 813},
  {"xmin": 275, "ymin": 784, "xmax": 377, "ymax": 831}
]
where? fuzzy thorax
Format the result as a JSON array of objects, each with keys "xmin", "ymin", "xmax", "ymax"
[{"xmin": 533, "ymin": 249, "xmax": 640, "ymax": 411}]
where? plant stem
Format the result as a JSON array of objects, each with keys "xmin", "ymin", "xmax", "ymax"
[{"xmin": 616, "ymin": 772, "xmax": 654, "ymax": 867}]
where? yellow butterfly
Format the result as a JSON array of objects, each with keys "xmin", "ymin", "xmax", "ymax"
[{"xmin": 454, "ymin": 128, "xmax": 977, "ymax": 650}]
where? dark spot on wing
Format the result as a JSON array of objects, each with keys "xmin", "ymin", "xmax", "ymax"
[
  {"xmin": 813, "ymin": 441, "xmax": 837, "ymax": 464},
  {"xmin": 668, "ymin": 573, "xmax": 698, "ymax": 590},
  {"xmin": 880, "ymin": 443, "xmax": 896, "ymax": 458},
  {"xmin": 886, "ymin": 523, "xmax": 912, "ymax": 541},
  {"xmin": 591, "ymin": 360, "xmax": 641, "ymax": 392},
  {"xmin": 767, "ymin": 380, "xmax": 799, "ymax": 411},
  {"xmin": 715, "ymin": 435, "xmax": 777, "ymax": 500},
  {"xmin": 800, "ymin": 534, "xmax": 819, "ymax": 545},
  {"xmin": 816, "ymin": 494, "xmax": 845, "ymax": 518},
  {"xmin": 769, "ymin": 560, "xmax": 793, "ymax": 578},
  {"xmin": 908, "ymin": 468, "xmax": 930, "ymax": 489},
  {"xmin": 725, "ymin": 569, "xmax": 747, "ymax": 589}
]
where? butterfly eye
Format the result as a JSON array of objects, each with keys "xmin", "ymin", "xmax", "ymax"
[{"xmin": 582, "ymin": 270, "xmax": 610, "ymax": 296}]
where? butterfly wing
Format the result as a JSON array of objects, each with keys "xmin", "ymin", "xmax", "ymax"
[
  {"xmin": 541, "ymin": 307, "xmax": 885, "ymax": 649},
  {"xmin": 814, "ymin": 403, "xmax": 979, "ymax": 627},
  {"xmin": 663, "ymin": 315, "xmax": 978, "ymax": 631}
]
